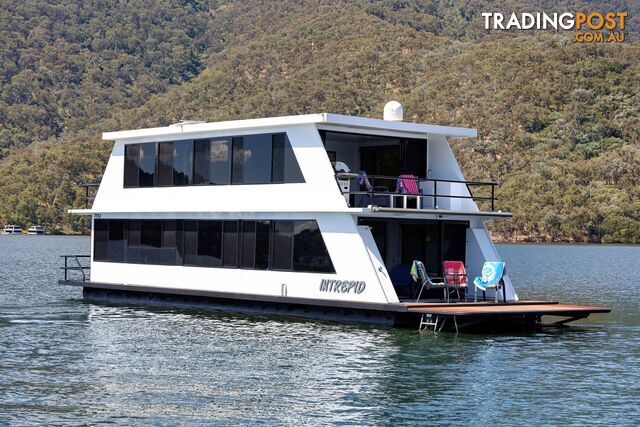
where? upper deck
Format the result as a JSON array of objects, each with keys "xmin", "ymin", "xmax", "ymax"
[{"xmin": 74, "ymin": 113, "xmax": 509, "ymax": 220}]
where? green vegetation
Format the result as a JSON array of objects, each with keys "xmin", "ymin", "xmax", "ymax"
[{"xmin": 0, "ymin": 0, "xmax": 638, "ymax": 242}]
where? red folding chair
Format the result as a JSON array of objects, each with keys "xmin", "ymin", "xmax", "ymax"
[
  {"xmin": 396, "ymin": 174, "xmax": 421, "ymax": 209},
  {"xmin": 444, "ymin": 261, "xmax": 468, "ymax": 302}
]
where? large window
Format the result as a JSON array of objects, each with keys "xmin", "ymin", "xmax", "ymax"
[
  {"xmin": 193, "ymin": 138, "xmax": 231, "ymax": 185},
  {"xmin": 272, "ymin": 220, "xmax": 293, "ymax": 270},
  {"xmin": 124, "ymin": 133, "xmax": 303, "ymax": 188},
  {"xmin": 124, "ymin": 142, "xmax": 156, "ymax": 187},
  {"xmin": 93, "ymin": 219, "xmax": 334, "ymax": 274},
  {"xmin": 292, "ymin": 220, "xmax": 333, "ymax": 273},
  {"xmin": 198, "ymin": 221, "xmax": 222, "ymax": 267},
  {"xmin": 241, "ymin": 134, "xmax": 272, "ymax": 184},
  {"xmin": 222, "ymin": 221, "xmax": 238, "ymax": 267},
  {"xmin": 158, "ymin": 141, "xmax": 192, "ymax": 186}
]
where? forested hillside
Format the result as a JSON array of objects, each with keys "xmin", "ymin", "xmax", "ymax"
[{"xmin": 0, "ymin": 0, "xmax": 638, "ymax": 242}]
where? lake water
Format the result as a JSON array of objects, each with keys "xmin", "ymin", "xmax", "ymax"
[{"xmin": 1, "ymin": 236, "xmax": 639, "ymax": 425}]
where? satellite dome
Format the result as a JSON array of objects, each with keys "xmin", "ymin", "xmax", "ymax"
[{"xmin": 383, "ymin": 101, "xmax": 404, "ymax": 121}]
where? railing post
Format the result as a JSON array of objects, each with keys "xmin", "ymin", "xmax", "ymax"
[
  {"xmin": 434, "ymin": 180, "xmax": 438, "ymax": 209},
  {"xmin": 370, "ymin": 176, "xmax": 375, "ymax": 207},
  {"xmin": 491, "ymin": 184, "xmax": 495, "ymax": 211},
  {"xmin": 64, "ymin": 256, "xmax": 68, "ymax": 281}
]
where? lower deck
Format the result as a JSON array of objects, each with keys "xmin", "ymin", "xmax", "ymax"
[{"xmin": 59, "ymin": 280, "xmax": 610, "ymax": 332}]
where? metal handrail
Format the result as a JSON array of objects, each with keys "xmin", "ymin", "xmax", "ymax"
[
  {"xmin": 60, "ymin": 255, "xmax": 91, "ymax": 282},
  {"xmin": 335, "ymin": 173, "xmax": 499, "ymax": 211},
  {"xmin": 80, "ymin": 183, "xmax": 99, "ymax": 209}
]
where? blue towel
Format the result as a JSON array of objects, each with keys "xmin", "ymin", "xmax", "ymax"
[{"xmin": 473, "ymin": 262, "xmax": 505, "ymax": 291}]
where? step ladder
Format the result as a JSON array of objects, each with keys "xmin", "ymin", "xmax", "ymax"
[{"xmin": 419, "ymin": 313, "xmax": 440, "ymax": 332}]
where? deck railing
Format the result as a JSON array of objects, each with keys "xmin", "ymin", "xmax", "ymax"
[
  {"xmin": 80, "ymin": 183, "xmax": 99, "ymax": 209},
  {"xmin": 335, "ymin": 173, "xmax": 499, "ymax": 212},
  {"xmin": 60, "ymin": 255, "xmax": 91, "ymax": 282}
]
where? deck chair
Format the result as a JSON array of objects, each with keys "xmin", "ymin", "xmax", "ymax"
[
  {"xmin": 473, "ymin": 261, "xmax": 506, "ymax": 302},
  {"xmin": 396, "ymin": 174, "xmax": 421, "ymax": 209},
  {"xmin": 412, "ymin": 260, "xmax": 446, "ymax": 302},
  {"xmin": 444, "ymin": 261, "xmax": 468, "ymax": 302}
]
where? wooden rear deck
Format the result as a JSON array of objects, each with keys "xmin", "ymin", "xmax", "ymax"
[{"xmin": 398, "ymin": 301, "xmax": 611, "ymax": 331}]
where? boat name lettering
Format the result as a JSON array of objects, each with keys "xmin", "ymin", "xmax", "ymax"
[{"xmin": 319, "ymin": 279, "xmax": 366, "ymax": 294}]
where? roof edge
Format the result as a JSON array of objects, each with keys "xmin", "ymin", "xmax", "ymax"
[{"xmin": 102, "ymin": 113, "xmax": 477, "ymax": 141}]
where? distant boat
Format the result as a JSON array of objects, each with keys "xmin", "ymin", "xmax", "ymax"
[
  {"xmin": 27, "ymin": 225, "xmax": 45, "ymax": 235},
  {"xmin": 2, "ymin": 225, "xmax": 22, "ymax": 234}
]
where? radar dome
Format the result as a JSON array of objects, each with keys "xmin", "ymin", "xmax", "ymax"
[{"xmin": 383, "ymin": 101, "xmax": 404, "ymax": 121}]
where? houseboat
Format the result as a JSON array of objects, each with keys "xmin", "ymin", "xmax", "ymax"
[
  {"xmin": 3, "ymin": 225, "xmax": 22, "ymax": 234},
  {"xmin": 27, "ymin": 225, "xmax": 45, "ymax": 235},
  {"xmin": 60, "ymin": 103, "xmax": 609, "ymax": 331}
]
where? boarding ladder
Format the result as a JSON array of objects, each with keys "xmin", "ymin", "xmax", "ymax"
[{"xmin": 419, "ymin": 313, "xmax": 459, "ymax": 333}]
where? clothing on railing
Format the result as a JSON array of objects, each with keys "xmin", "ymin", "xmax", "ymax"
[{"xmin": 357, "ymin": 171, "xmax": 373, "ymax": 192}]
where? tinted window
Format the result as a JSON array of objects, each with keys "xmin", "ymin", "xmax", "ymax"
[
  {"xmin": 173, "ymin": 140, "xmax": 192, "ymax": 186},
  {"xmin": 157, "ymin": 220, "xmax": 178, "ymax": 265},
  {"xmin": 94, "ymin": 219, "xmax": 333, "ymax": 273},
  {"xmin": 138, "ymin": 143, "xmax": 156, "ymax": 187},
  {"xmin": 193, "ymin": 139, "xmax": 211, "ymax": 185},
  {"xmin": 106, "ymin": 220, "xmax": 125, "ymax": 262},
  {"xmin": 293, "ymin": 221, "xmax": 334, "ymax": 273},
  {"xmin": 93, "ymin": 219, "xmax": 108, "ymax": 261},
  {"xmin": 124, "ymin": 145, "xmax": 140, "ymax": 187},
  {"xmin": 126, "ymin": 219, "xmax": 142, "ymax": 263},
  {"xmin": 125, "ymin": 133, "xmax": 302, "ymax": 188},
  {"xmin": 222, "ymin": 221, "xmax": 238, "ymax": 267},
  {"xmin": 140, "ymin": 220, "xmax": 162, "ymax": 248},
  {"xmin": 255, "ymin": 220, "xmax": 271, "ymax": 270},
  {"xmin": 175, "ymin": 220, "xmax": 184, "ymax": 265},
  {"xmin": 211, "ymin": 138, "xmax": 230, "ymax": 185},
  {"xmin": 231, "ymin": 137, "xmax": 244, "ymax": 184},
  {"xmin": 157, "ymin": 142, "xmax": 174, "ymax": 186},
  {"xmin": 163, "ymin": 220, "xmax": 177, "ymax": 248},
  {"xmin": 198, "ymin": 221, "xmax": 222, "ymax": 267},
  {"xmin": 282, "ymin": 134, "xmax": 304, "ymax": 183},
  {"xmin": 272, "ymin": 220, "xmax": 293, "ymax": 270},
  {"xmin": 128, "ymin": 220, "xmax": 141, "ymax": 246},
  {"xmin": 243, "ymin": 134, "xmax": 272, "ymax": 184},
  {"xmin": 183, "ymin": 221, "xmax": 198, "ymax": 266},
  {"xmin": 241, "ymin": 221, "xmax": 256, "ymax": 268},
  {"xmin": 271, "ymin": 135, "xmax": 285, "ymax": 183}
]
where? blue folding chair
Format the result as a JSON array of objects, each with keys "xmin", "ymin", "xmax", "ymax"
[{"xmin": 473, "ymin": 262, "xmax": 506, "ymax": 302}]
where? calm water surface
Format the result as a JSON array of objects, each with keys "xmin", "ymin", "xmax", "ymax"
[{"xmin": 1, "ymin": 236, "xmax": 639, "ymax": 425}]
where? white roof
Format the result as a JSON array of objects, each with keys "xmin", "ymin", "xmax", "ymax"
[{"xmin": 102, "ymin": 113, "xmax": 477, "ymax": 141}]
